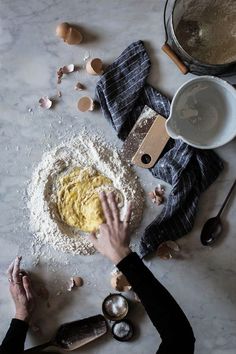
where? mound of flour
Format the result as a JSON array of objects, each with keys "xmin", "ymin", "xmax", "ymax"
[{"xmin": 28, "ymin": 132, "xmax": 144, "ymax": 256}]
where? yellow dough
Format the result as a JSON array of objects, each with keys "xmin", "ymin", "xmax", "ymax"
[{"xmin": 57, "ymin": 167, "xmax": 113, "ymax": 232}]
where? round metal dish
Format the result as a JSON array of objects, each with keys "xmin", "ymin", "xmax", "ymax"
[{"xmin": 163, "ymin": 0, "xmax": 236, "ymax": 75}]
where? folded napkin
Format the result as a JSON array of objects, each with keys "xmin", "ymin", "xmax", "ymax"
[{"xmin": 96, "ymin": 41, "xmax": 224, "ymax": 258}]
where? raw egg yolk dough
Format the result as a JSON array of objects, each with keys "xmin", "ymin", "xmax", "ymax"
[{"xmin": 57, "ymin": 167, "xmax": 113, "ymax": 232}]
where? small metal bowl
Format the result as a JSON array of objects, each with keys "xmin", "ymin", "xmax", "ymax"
[
  {"xmin": 111, "ymin": 319, "xmax": 134, "ymax": 342},
  {"xmin": 102, "ymin": 293, "xmax": 129, "ymax": 321}
]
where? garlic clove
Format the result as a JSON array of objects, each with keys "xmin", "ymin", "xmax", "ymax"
[
  {"xmin": 77, "ymin": 96, "xmax": 94, "ymax": 112},
  {"xmin": 86, "ymin": 58, "xmax": 103, "ymax": 75},
  {"xmin": 39, "ymin": 96, "xmax": 52, "ymax": 109},
  {"xmin": 62, "ymin": 64, "xmax": 75, "ymax": 74}
]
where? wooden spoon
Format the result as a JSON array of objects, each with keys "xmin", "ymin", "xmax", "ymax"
[{"xmin": 200, "ymin": 178, "xmax": 236, "ymax": 246}]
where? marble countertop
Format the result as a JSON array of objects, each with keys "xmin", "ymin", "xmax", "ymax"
[{"xmin": 0, "ymin": 1, "xmax": 236, "ymax": 353}]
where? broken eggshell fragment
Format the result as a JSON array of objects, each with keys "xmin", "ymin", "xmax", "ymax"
[
  {"xmin": 74, "ymin": 82, "xmax": 85, "ymax": 91},
  {"xmin": 86, "ymin": 58, "xmax": 103, "ymax": 75},
  {"xmin": 39, "ymin": 96, "xmax": 52, "ymax": 109},
  {"xmin": 156, "ymin": 241, "xmax": 180, "ymax": 260},
  {"xmin": 77, "ymin": 96, "xmax": 95, "ymax": 112},
  {"xmin": 56, "ymin": 22, "xmax": 83, "ymax": 45},
  {"xmin": 62, "ymin": 64, "xmax": 75, "ymax": 74}
]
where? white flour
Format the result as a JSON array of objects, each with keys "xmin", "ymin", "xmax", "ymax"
[{"xmin": 28, "ymin": 131, "xmax": 144, "ymax": 256}]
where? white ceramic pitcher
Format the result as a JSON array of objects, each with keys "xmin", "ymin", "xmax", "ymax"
[{"xmin": 165, "ymin": 76, "xmax": 236, "ymax": 149}]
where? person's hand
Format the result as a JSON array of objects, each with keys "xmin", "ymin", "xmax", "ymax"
[
  {"xmin": 88, "ymin": 192, "xmax": 132, "ymax": 264},
  {"xmin": 7, "ymin": 256, "xmax": 35, "ymax": 323}
]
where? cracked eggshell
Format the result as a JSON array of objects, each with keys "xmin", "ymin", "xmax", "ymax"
[
  {"xmin": 110, "ymin": 271, "xmax": 131, "ymax": 292},
  {"xmin": 73, "ymin": 276, "xmax": 84, "ymax": 287},
  {"xmin": 67, "ymin": 276, "xmax": 84, "ymax": 291},
  {"xmin": 86, "ymin": 58, "xmax": 103, "ymax": 75},
  {"xmin": 62, "ymin": 64, "xmax": 75, "ymax": 74},
  {"xmin": 39, "ymin": 96, "xmax": 52, "ymax": 109},
  {"xmin": 77, "ymin": 96, "xmax": 94, "ymax": 112}
]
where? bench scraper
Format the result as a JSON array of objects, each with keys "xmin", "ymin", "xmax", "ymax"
[{"xmin": 121, "ymin": 106, "xmax": 170, "ymax": 169}]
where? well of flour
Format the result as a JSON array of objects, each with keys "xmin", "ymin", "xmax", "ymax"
[{"xmin": 28, "ymin": 132, "xmax": 144, "ymax": 255}]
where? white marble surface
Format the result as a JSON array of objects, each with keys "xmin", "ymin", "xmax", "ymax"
[{"xmin": 0, "ymin": 1, "xmax": 236, "ymax": 353}]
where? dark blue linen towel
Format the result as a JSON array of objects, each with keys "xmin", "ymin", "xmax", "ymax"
[{"xmin": 96, "ymin": 40, "xmax": 224, "ymax": 258}]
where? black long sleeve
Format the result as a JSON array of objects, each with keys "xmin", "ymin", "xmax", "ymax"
[
  {"xmin": 0, "ymin": 319, "xmax": 28, "ymax": 354},
  {"xmin": 117, "ymin": 252, "xmax": 195, "ymax": 354}
]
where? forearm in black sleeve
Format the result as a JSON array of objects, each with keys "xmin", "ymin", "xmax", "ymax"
[
  {"xmin": 117, "ymin": 252, "xmax": 195, "ymax": 354},
  {"xmin": 0, "ymin": 319, "xmax": 28, "ymax": 354}
]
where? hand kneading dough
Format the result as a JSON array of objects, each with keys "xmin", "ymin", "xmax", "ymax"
[{"xmin": 57, "ymin": 167, "xmax": 113, "ymax": 232}]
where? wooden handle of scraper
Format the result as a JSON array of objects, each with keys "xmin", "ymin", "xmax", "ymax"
[{"xmin": 162, "ymin": 43, "xmax": 189, "ymax": 75}]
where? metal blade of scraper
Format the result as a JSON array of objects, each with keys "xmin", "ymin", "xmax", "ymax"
[
  {"xmin": 131, "ymin": 114, "xmax": 170, "ymax": 169},
  {"xmin": 121, "ymin": 106, "xmax": 158, "ymax": 162}
]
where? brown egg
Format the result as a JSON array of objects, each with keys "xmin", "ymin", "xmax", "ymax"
[
  {"xmin": 86, "ymin": 58, "xmax": 103, "ymax": 75},
  {"xmin": 77, "ymin": 96, "xmax": 94, "ymax": 112},
  {"xmin": 56, "ymin": 22, "xmax": 83, "ymax": 45}
]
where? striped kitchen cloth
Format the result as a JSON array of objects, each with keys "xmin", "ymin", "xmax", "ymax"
[{"xmin": 96, "ymin": 40, "xmax": 224, "ymax": 258}]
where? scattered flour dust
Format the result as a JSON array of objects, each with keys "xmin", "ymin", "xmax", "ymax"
[{"xmin": 28, "ymin": 131, "xmax": 144, "ymax": 256}]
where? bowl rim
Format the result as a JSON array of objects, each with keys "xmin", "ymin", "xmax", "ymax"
[
  {"xmin": 167, "ymin": 76, "xmax": 236, "ymax": 149},
  {"xmin": 102, "ymin": 293, "xmax": 129, "ymax": 321}
]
